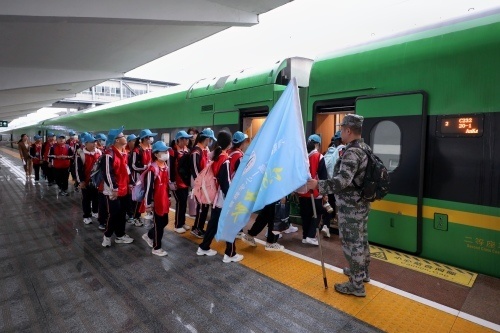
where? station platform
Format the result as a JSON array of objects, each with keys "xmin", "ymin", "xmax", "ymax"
[{"xmin": 1, "ymin": 147, "xmax": 499, "ymax": 333}]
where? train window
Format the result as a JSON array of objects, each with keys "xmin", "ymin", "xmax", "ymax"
[
  {"xmin": 370, "ymin": 120, "xmax": 401, "ymax": 172},
  {"xmin": 161, "ymin": 133, "xmax": 170, "ymax": 145}
]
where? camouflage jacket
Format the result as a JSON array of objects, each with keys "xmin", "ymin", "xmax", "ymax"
[{"xmin": 318, "ymin": 138, "xmax": 370, "ymax": 206}]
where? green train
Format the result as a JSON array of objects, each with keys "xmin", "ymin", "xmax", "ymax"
[{"xmin": 5, "ymin": 11, "xmax": 500, "ymax": 278}]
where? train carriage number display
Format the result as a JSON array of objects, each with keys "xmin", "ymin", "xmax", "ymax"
[{"xmin": 437, "ymin": 114, "xmax": 484, "ymax": 137}]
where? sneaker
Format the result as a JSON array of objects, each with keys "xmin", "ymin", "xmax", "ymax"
[
  {"xmin": 142, "ymin": 233, "xmax": 153, "ymax": 248},
  {"xmin": 235, "ymin": 231, "xmax": 244, "ymax": 239},
  {"xmin": 242, "ymin": 234, "xmax": 257, "ymax": 247},
  {"xmin": 283, "ymin": 224, "xmax": 298, "ymax": 233},
  {"xmin": 265, "ymin": 231, "xmax": 283, "ymax": 239},
  {"xmin": 302, "ymin": 239, "xmax": 307, "ymax": 244},
  {"xmin": 265, "ymin": 243, "xmax": 285, "ymax": 251},
  {"xmin": 190, "ymin": 229, "xmax": 204, "ymax": 239},
  {"xmin": 98, "ymin": 224, "xmax": 106, "ymax": 230},
  {"xmin": 222, "ymin": 253, "xmax": 244, "ymax": 263},
  {"xmin": 343, "ymin": 267, "xmax": 370, "ymax": 282},
  {"xmin": 334, "ymin": 281, "xmax": 366, "ymax": 297},
  {"xmin": 134, "ymin": 219, "xmax": 144, "ymax": 227},
  {"xmin": 102, "ymin": 236, "xmax": 111, "ymax": 247},
  {"xmin": 83, "ymin": 217, "xmax": 93, "ymax": 225},
  {"xmin": 74, "ymin": 187, "xmax": 79, "ymax": 193},
  {"xmin": 91, "ymin": 212, "xmax": 98, "ymax": 219},
  {"xmin": 182, "ymin": 224, "xmax": 191, "ymax": 230},
  {"xmin": 305, "ymin": 237, "xmax": 319, "ymax": 246},
  {"xmin": 174, "ymin": 227, "xmax": 186, "ymax": 234},
  {"xmin": 127, "ymin": 217, "xmax": 135, "ymax": 224},
  {"xmin": 152, "ymin": 248, "xmax": 168, "ymax": 256},
  {"xmin": 115, "ymin": 234, "xmax": 134, "ymax": 244},
  {"xmin": 321, "ymin": 225, "xmax": 330, "ymax": 238},
  {"xmin": 196, "ymin": 247, "xmax": 217, "ymax": 256}
]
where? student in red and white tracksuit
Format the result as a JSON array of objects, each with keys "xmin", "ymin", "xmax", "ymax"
[
  {"xmin": 75, "ymin": 134, "xmax": 101, "ymax": 225},
  {"xmin": 102, "ymin": 127, "xmax": 134, "ymax": 247},
  {"xmin": 299, "ymin": 134, "xmax": 328, "ymax": 246},
  {"xmin": 42, "ymin": 133, "xmax": 56, "ymax": 184},
  {"xmin": 189, "ymin": 128, "xmax": 216, "ymax": 238},
  {"xmin": 197, "ymin": 131, "xmax": 243, "ymax": 263},
  {"xmin": 141, "ymin": 141, "xmax": 171, "ymax": 256},
  {"xmin": 49, "ymin": 135, "xmax": 74, "ymax": 196},
  {"xmin": 170, "ymin": 130, "xmax": 193, "ymax": 233},
  {"xmin": 29, "ymin": 135, "xmax": 43, "ymax": 182}
]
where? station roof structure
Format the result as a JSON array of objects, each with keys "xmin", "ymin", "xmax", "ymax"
[{"xmin": 0, "ymin": 0, "xmax": 291, "ymax": 122}]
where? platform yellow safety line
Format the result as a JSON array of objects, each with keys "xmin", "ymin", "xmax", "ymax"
[
  {"xmin": 369, "ymin": 245, "xmax": 477, "ymax": 287},
  {"xmin": 166, "ymin": 216, "xmax": 496, "ymax": 333}
]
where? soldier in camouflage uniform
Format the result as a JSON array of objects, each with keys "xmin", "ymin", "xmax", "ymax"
[{"xmin": 307, "ymin": 114, "xmax": 371, "ymax": 297}]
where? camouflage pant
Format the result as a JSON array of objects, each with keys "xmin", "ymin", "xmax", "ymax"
[{"xmin": 337, "ymin": 201, "xmax": 370, "ymax": 289}]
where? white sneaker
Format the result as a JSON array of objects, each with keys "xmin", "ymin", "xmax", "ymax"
[
  {"xmin": 222, "ymin": 254, "xmax": 244, "ymax": 263},
  {"xmin": 305, "ymin": 237, "xmax": 319, "ymax": 246},
  {"xmin": 134, "ymin": 219, "xmax": 144, "ymax": 227},
  {"xmin": 242, "ymin": 234, "xmax": 256, "ymax": 247},
  {"xmin": 102, "ymin": 236, "xmax": 111, "ymax": 247},
  {"xmin": 321, "ymin": 225, "xmax": 331, "ymax": 238},
  {"xmin": 127, "ymin": 218, "xmax": 135, "ymax": 224},
  {"xmin": 235, "ymin": 232, "xmax": 244, "ymax": 239},
  {"xmin": 265, "ymin": 231, "xmax": 283, "ymax": 239},
  {"xmin": 302, "ymin": 239, "xmax": 307, "ymax": 244},
  {"xmin": 283, "ymin": 224, "xmax": 298, "ymax": 234},
  {"xmin": 174, "ymin": 227, "xmax": 186, "ymax": 234},
  {"xmin": 91, "ymin": 212, "xmax": 98, "ymax": 219},
  {"xmin": 197, "ymin": 247, "xmax": 217, "ymax": 256},
  {"xmin": 115, "ymin": 234, "xmax": 134, "ymax": 244},
  {"xmin": 182, "ymin": 224, "xmax": 191, "ymax": 230},
  {"xmin": 152, "ymin": 248, "xmax": 168, "ymax": 256},
  {"xmin": 265, "ymin": 243, "xmax": 285, "ymax": 251},
  {"xmin": 142, "ymin": 233, "xmax": 153, "ymax": 248},
  {"xmin": 83, "ymin": 217, "xmax": 93, "ymax": 225}
]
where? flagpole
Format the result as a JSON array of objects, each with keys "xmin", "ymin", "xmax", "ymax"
[{"xmin": 311, "ymin": 193, "xmax": 328, "ymax": 289}]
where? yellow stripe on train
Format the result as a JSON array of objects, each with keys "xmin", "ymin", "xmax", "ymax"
[{"xmin": 371, "ymin": 200, "xmax": 500, "ymax": 232}]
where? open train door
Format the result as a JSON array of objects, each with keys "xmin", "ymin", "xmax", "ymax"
[{"xmin": 355, "ymin": 92, "xmax": 427, "ymax": 254}]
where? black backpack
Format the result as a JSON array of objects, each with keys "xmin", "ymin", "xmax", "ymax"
[
  {"xmin": 349, "ymin": 143, "xmax": 390, "ymax": 202},
  {"xmin": 90, "ymin": 149, "xmax": 113, "ymax": 188}
]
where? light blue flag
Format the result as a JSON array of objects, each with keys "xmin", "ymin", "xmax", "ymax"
[{"xmin": 216, "ymin": 78, "xmax": 310, "ymax": 242}]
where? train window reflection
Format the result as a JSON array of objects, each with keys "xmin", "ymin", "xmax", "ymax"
[{"xmin": 370, "ymin": 120, "xmax": 400, "ymax": 172}]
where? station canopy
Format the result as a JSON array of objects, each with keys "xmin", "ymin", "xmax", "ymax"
[{"xmin": 0, "ymin": 0, "xmax": 290, "ymax": 122}]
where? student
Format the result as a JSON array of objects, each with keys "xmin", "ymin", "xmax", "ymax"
[
  {"xmin": 66, "ymin": 131, "xmax": 79, "ymax": 191},
  {"xmin": 18, "ymin": 134, "xmax": 32, "ymax": 178},
  {"xmin": 125, "ymin": 134, "xmax": 138, "ymax": 220},
  {"xmin": 49, "ymin": 134, "xmax": 74, "ymax": 196},
  {"xmin": 186, "ymin": 127, "xmax": 198, "ymax": 150},
  {"xmin": 141, "ymin": 141, "xmax": 172, "ymax": 256},
  {"xmin": 189, "ymin": 128, "xmax": 216, "ymax": 238},
  {"xmin": 130, "ymin": 129, "xmax": 157, "ymax": 227},
  {"xmin": 171, "ymin": 130, "xmax": 193, "ymax": 233},
  {"xmin": 197, "ymin": 131, "xmax": 243, "ymax": 263},
  {"xmin": 298, "ymin": 134, "xmax": 327, "ymax": 246},
  {"xmin": 75, "ymin": 133, "xmax": 101, "ymax": 225},
  {"xmin": 227, "ymin": 131, "xmax": 249, "ymax": 239},
  {"xmin": 95, "ymin": 133, "xmax": 107, "ymax": 151},
  {"xmin": 29, "ymin": 135, "xmax": 43, "ymax": 182},
  {"xmin": 102, "ymin": 126, "xmax": 134, "ymax": 247},
  {"xmin": 125, "ymin": 134, "xmax": 137, "ymax": 154},
  {"xmin": 42, "ymin": 132, "xmax": 56, "ymax": 185}
]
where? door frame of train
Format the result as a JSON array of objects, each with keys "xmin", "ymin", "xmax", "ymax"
[{"xmin": 355, "ymin": 91, "xmax": 428, "ymax": 255}]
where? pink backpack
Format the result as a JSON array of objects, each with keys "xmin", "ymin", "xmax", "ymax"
[{"xmin": 192, "ymin": 161, "xmax": 217, "ymax": 205}]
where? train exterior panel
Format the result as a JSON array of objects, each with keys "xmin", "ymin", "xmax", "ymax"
[{"xmin": 308, "ymin": 12, "xmax": 500, "ymax": 277}]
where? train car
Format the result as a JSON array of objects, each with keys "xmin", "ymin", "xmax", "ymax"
[
  {"xmin": 307, "ymin": 10, "xmax": 500, "ymax": 277},
  {"xmin": 11, "ymin": 57, "xmax": 312, "ymax": 144}
]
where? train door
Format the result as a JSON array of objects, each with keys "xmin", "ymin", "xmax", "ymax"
[
  {"xmin": 239, "ymin": 107, "xmax": 269, "ymax": 141},
  {"xmin": 355, "ymin": 92, "xmax": 427, "ymax": 254}
]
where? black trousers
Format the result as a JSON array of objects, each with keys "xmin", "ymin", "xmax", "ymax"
[
  {"xmin": 104, "ymin": 195, "xmax": 128, "ymax": 238},
  {"xmin": 298, "ymin": 197, "xmax": 323, "ymax": 239},
  {"xmin": 70, "ymin": 160, "xmax": 78, "ymax": 185},
  {"xmin": 199, "ymin": 207, "xmax": 235, "ymax": 256},
  {"xmin": 98, "ymin": 192, "xmax": 108, "ymax": 225},
  {"xmin": 33, "ymin": 164, "xmax": 41, "ymax": 181},
  {"xmin": 193, "ymin": 200, "xmax": 209, "ymax": 232},
  {"xmin": 172, "ymin": 187, "xmax": 188, "ymax": 228},
  {"xmin": 147, "ymin": 212, "xmax": 169, "ymax": 250},
  {"xmin": 54, "ymin": 167, "xmax": 69, "ymax": 191},
  {"xmin": 42, "ymin": 162, "xmax": 54, "ymax": 182},
  {"xmin": 247, "ymin": 202, "xmax": 279, "ymax": 244},
  {"xmin": 81, "ymin": 186, "xmax": 99, "ymax": 218}
]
